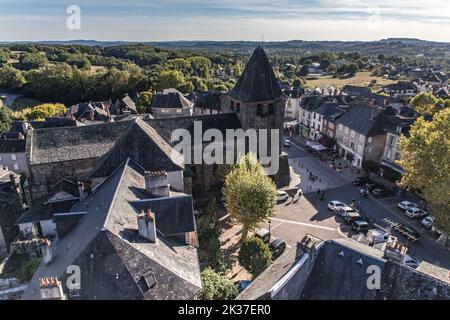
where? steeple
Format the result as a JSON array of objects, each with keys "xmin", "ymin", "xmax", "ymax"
[{"xmin": 229, "ymin": 47, "xmax": 282, "ymax": 103}]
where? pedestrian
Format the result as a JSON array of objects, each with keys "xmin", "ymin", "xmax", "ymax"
[{"xmin": 317, "ymin": 188, "xmax": 321, "ymax": 196}]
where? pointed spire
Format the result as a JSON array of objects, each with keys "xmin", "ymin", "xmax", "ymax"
[{"xmin": 229, "ymin": 47, "xmax": 282, "ymax": 102}]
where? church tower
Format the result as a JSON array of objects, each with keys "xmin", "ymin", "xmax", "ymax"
[
  {"xmin": 221, "ymin": 47, "xmax": 290, "ymax": 186},
  {"xmin": 222, "ymin": 47, "xmax": 286, "ymax": 142}
]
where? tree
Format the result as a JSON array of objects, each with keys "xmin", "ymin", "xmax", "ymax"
[
  {"xmin": 201, "ymin": 268, "xmax": 238, "ymax": 300},
  {"xmin": 410, "ymin": 92, "xmax": 440, "ymax": 115},
  {"xmin": 213, "ymin": 84, "xmax": 228, "ymax": 92},
  {"xmin": 398, "ymin": 109, "xmax": 450, "ymax": 245},
  {"xmin": 17, "ymin": 52, "xmax": 48, "ymax": 70},
  {"xmin": 155, "ymin": 70, "xmax": 186, "ymax": 92},
  {"xmin": 11, "ymin": 103, "xmax": 67, "ymax": 121},
  {"xmin": 0, "ymin": 106, "xmax": 12, "ymax": 133},
  {"xmin": 222, "ymin": 154, "xmax": 277, "ymax": 240},
  {"xmin": 0, "ymin": 66, "xmax": 26, "ymax": 91},
  {"xmin": 238, "ymin": 237, "xmax": 271, "ymax": 279},
  {"xmin": 136, "ymin": 91, "xmax": 153, "ymax": 114},
  {"xmin": 346, "ymin": 64, "xmax": 359, "ymax": 76},
  {"xmin": 292, "ymin": 78, "xmax": 304, "ymax": 88},
  {"xmin": 298, "ymin": 65, "xmax": 309, "ymax": 77}
]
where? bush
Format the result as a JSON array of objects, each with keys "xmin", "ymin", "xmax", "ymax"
[
  {"xmin": 238, "ymin": 237, "xmax": 271, "ymax": 279},
  {"xmin": 201, "ymin": 268, "xmax": 237, "ymax": 300}
]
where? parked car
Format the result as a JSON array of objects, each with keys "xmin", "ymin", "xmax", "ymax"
[
  {"xmin": 372, "ymin": 187, "xmax": 394, "ymax": 198},
  {"xmin": 394, "ymin": 224, "xmax": 420, "ymax": 242},
  {"xmin": 421, "ymin": 216, "xmax": 435, "ymax": 229},
  {"xmin": 366, "ymin": 229, "xmax": 389, "ymax": 245},
  {"xmin": 344, "ymin": 211, "xmax": 363, "ymax": 224},
  {"xmin": 269, "ymin": 238, "xmax": 286, "ymax": 260},
  {"xmin": 398, "ymin": 201, "xmax": 418, "ymax": 211},
  {"xmin": 337, "ymin": 206, "xmax": 358, "ymax": 218},
  {"xmin": 402, "ymin": 255, "xmax": 421, "ymax": 269},
  {"xmin": 276, "ymin": 190, "xmax": 289, "ymax": 202},
  {"xmin": 283, "ymin": 139, "xmax": 291, "ymax": 147},
  {"xmin": 328, "ymin": 200, "xmax": 346, "ymax": 212},
  {"xmin": 254, "ymin": 228, "xmax": 271, "ymax": 244},
  {"xmin": 405, "ymin": 207, "xmax": 428, "ymax": 219},
  {"xmin": 365, "ymin": 182, "xmax": 384, "ymax": 191},
  {"xmin": 352, "ymin": 220, "xmax": 370, "ymax": 233},
  {"xmin": 235, "ymin": 280, "xmax": 251, "ymax": 292},
  {"xmin": 352, "ymin": 177, "xmax": 370, "ymax": 186}
]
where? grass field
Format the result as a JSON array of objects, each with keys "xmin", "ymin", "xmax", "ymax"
[{"xmin": 304, "ymin": 71, "xmax": 397, "ymax": 90}]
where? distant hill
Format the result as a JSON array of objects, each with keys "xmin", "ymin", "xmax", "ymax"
[{"xmin": 1, "ymin": 38, "xmax": 449, "ymax": 60}]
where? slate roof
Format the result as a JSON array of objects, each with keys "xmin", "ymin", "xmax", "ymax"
[
  {"xmin": 229, "ymin": 47, "xmax": 283, "ymax": 102},
  {"xmin": 151, "ymin": 89, "xmax": 194, "ymax": 109},
  {"xmin": 131, "ymin": 195, "xmax": 195, "ymax": 237},
  {"xmin": 29, "ymin": 118, "xmax": 79, "ymax": 129},
  {"xmin": 28, "ymin": 113, "xmax": 242, "ymax": 165},
  {"xmin": 194, "ymin": 90, "xmax": 223, "ymax": 111},
  {"xmin": 300, "ymin": 95, "xmax": 326, "ymax": 112},
  {"xmin": 342, "ymin": 85, "xmax": 372, "ymax": 97},
  {"xmin": 0, "ymin": 139, "xmax": 26, "ymax": 153},
  {"xmin": 337, "ymin": 104, "xmax": 384, "ymax": 136},
  {"xmin": 22, "ymin": 158, "xmax": 201, "ymax": 300},
  {"xmin": 302, "ymin": 238, "xmax": 450, "ymax": 300},
  {"xmin": 314, "ymin": 102, "xmax": 346, "ymax": 122},
  {"xmin": 15, "ymin": 179, "xmax": 79, "ymax": 224},
  {"xmin": 90, "ymin": 118, "xmax": 184, "ymax": 178}
]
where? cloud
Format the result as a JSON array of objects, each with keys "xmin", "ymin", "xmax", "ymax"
[{"xmin": 0, "ymin": 0, "xmax": 449, "ymax": 41}]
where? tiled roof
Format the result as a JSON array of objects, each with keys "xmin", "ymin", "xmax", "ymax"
[
  {"xmin": 151, "ymin": 89, "xmax": 194, "ymax": 109},
  {"xmin": 0, "ymin": 139, "xmax": 26, "ymax": 153}
]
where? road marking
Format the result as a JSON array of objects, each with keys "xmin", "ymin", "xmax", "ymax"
[{"xmin": 270, "ymin": 218, "xmax": 336, "ymax": 231}]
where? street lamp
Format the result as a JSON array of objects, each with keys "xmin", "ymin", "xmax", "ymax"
[{"xmin": 268, "ymin": 219, "xmax": 272, "ymax": 239}]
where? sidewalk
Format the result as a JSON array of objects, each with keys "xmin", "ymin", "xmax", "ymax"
[{"xmin": 290, "ymin": 135, "xmax": 362, "ymax": 186}]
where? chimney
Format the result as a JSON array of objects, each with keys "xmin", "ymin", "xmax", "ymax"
[
  {"xmin": 296, "ymin": 234, "xmax": 321, "ymax": 259},
  {"xmin": 77, "ymin": 180, "xmax": 92, "ymax": 198},
  {"xmin": 383, "ymin": 236, "xmax": 407, "ymax": 263},
  {"xmin": 137, "ymin": 209, "xmax": 157, "ymax": 243},
  {"xmin": 39, "ymin": 277, "xmax": 66, "ymax": 300},
  {"xmin": 39, "ymin": 239, "xmax": 53, "ymax": 265},
  {"xmin": 144, "ymin": 171, "xmax": 170, "ymax": 198}
]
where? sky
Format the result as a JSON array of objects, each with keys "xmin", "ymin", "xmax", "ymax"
[{"xmin": 0, "ymin": 0, "xmax": 449, "ymax": 42}]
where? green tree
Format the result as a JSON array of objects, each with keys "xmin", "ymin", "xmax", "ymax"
[
  {"xmin": 136, "ymin": 91, "xmax": 153, "ymax": 114},
  {"xmin": 213, "ymin": 84, "xmax": 228, "ymax": 92},
  {"xmin": 201, "ymin": 268, "xmax": 238, "ymax": 300},
  {"xmin": 17, "ymin": 52, "xmax": 48, "ymax": 70},
  {"xmin": 11, "ymin": 103, "xmax": 67, "ymax": 121},
  {"xmin": 346, "ymin": 64, "xmax": 359, "ymax": 76},
  {"xmin": 238, "ymin": 237, "xmax": 271, "ymax": 279},
  {"xmin": 398, "ymin": 109, "xmax": 450, "ymax": 245},
  {"xmin": 0, "ymin": 106, "xmax": 12, "ymax": 133},
  {"xmin": 292, "ymin": 78, "xmax": 304, "ymax": 88},
  {"xmin": 0, "ymin": 66, "xmax": 26, "ymax": 91},
  {"xmin": 222, "ymin": 154, "xmax": 277, "ymax": 240},
  {"xmin": 155, "ymin": 70, "xmax": 186, "ymax": 92},
  {"xmin": 410, "ymin": 92, "xmax": 440, "ymax": 115},
  {"xmin": 298, "ymin": 65, "xmax": 309, "ymax": 77}
]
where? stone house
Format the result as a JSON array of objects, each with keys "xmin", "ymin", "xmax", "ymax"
[
  {"xmin": 151, "ymin": 88, "xmax": 194, "ymax": 118},
  {"xmin": 335, "ymin": 104, "xmax": 386, "ymax": 169}
]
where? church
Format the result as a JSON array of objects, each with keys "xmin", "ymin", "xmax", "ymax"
[{"xmin": 25, "ymin": 47, "xmax": 290, "ymax": 201}]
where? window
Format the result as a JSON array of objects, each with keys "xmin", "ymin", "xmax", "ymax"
[
  {"xmin": 395, "ymin": 152, "xmax": 401, "ymax": 160},
  {"xmin": 368, "ymin": 137, "xmax": 373, "ymax": 143},
  {"xmin": 350, "ymin": 142, "xmax": 355, "ymax": 150},
  {"xmin": 176, "ymin": 109, "xmax": 182, "ymax": 113},
  {"xmin": 161, "ymin": 109, "xmax": 170, "ymax": 113},
  {"xmin": 0, "ymin": 154, "xmax": 2, "ymax": 161},
  {"xmin": 387, "ymin": 150, "xmax": 392, "ymax": 159},
  {"xmin": 230, "ymin": 100, "xmax": 235, "ymax": 111},
  {"xmin": 257, "ymin": 104, "xmax": 263, "ymax": 116},
  {"xmin": 303, "ymin": 110, "xmax": 306, "ymax": 116},
  {"xmin": 359, "ymin": 134, "xmax": 364, "ymax": 143},
  {"xmin": 236, "ymin": 103, "xmax": 240, "ymax": 113},
  {"xmin": 318, "ymin": 115, "xmax": 322, "ymax": 121},
  {"xmin": 13, "ymin": 164, "xmax": 19, "ymax": 171},
  {"xmin": 344, "ymin": 127, "xmax": 348, "ymax": 134},
  {"xmin": 313, "ymin": 113, "xmax": 316, "ymax": 119},
  {"xmin": 389, "ymin": 135, "xmax": 395, "ymax": 146},
  {"xmin": 268, "ymin": 103, "xmax": 274, "ymax": 115},
  {"xmin": 351, "ymin": 130, "xmax": 355, "ymax": 138},
  {"xmin": 11, "ymin": 154, "xmax": 16, "ymax": 161}
]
